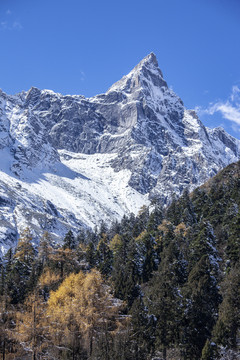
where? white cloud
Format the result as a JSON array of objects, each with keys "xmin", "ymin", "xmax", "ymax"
[
  {"xmin": 231, "ymin": 123, "xmax": 240, "ymax": 134},
  {"xmin": 0, "ymin": 21, "xmax": 8, "ymax": 29},
  {"xmin": 196, "ymin": 86, "xmax": 240, "ymax": 126},
  {"xmin": 231, "ymin": 85, "xmax": 240, "ymax": 102},
  {"xmin": 0, "ymin": 20, "xmax": 23, "ymax": 31},
  {"xmin": 80, "ymin": 70, "xmax": 86, "ymax": 82},
  {"xmin": 12, "ymin": 21, "xmax": 23, "ymax": 30}
]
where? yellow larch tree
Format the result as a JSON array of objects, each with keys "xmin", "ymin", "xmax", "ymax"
[{"xmin": 47, "ymin": 269, "xmax": 124, "ymax": 359}]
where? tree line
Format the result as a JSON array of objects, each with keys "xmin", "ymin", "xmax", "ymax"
[{"xmin": 0, "ymin": 161, "xmax": 240, "ymax": 359}]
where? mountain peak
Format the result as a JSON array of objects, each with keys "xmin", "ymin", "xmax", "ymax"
[
  {"xmin": 107, "ymin": 53, "xmax": 165, "ymax": 94},
  {"xmin": 130, "ymin": 52, "xmax": 163, "ymax": 79},
  {"xmin": 138, "ymin": 52, "xmax": 158, "ymax": 68}
]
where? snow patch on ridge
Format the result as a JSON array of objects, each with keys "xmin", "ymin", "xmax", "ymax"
[{"xmin": 0, "ymin": 149, "xmax": 149, "ymax": 255}]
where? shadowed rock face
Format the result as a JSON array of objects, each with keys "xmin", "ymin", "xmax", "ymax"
[{"xmin": 0, "ymin": 53, "xmax": 240, "ymax": 252}]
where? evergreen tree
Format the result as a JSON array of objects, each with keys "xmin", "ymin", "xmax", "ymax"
[
  {"xmin": 181, "ymin": 255, "xmax": 221, "ymax": 359},
  {"xmin": 6, "ymin": 228, "xmax": 36, "ymax": 303},
  {"xmin": 212, "ymin": 261, "xmax": 240, "ymax": 353},
  {"xmin": 135, "ymin": 231, "xmax": 158, "ymax": 283},
  {"xmin": 147, "ymin": 202, "xmax": 163, "ymax": 235},
  {"xmin": 119, "ymin": 213, "xmax": 136, "ymax": 237},
  {"xmin": 63, "ymin": 230, "xmax": 76, "ymax": 250},
  {"xmin": 38, "ymin": 231, "xmax": 53, "ymax": 270},
  {"xmin": 130, "ymin": 296, "xmax": 155, "ymax": 360},
  {"xmin": 124, "ymin": 239, "xmax": 141, "ymax": 308},
  {"xmin": 112, "ymin": 236, "xmax": 140, "ymax": 308},
  {"xmin": 188, "ymin": 221, "xmax": 219, "ymax": 269},
  {"xmin": 226, "ymin": 211, "xmax": 240, "ymax": 264},
  {"xmin": 133, "ymin": 206, "xmax": 149, "ymax": 237},
  {"xmin": 166, "ymin": 193, "xmax": 179, "ymax": 225},
  {"xmin": 147, "ymin": 241, "xmax": 185, "ymax": 360},
  {"xmin": 201, "ymin": 339, "xmax": 215, "ymax": 360},
  {"xmin": 156, "ymin": 220, "xmax": 175, "ymax": 253},
  {"xmin": 96, "ymin": 234, "xmax": 113, "ymax": 277},
  {"xmin": 85, "ymin": 241, "xmax": 96, "ymax": 269}
]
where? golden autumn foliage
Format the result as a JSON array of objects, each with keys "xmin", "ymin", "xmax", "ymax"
[
  {"xmin": 109, "ymin": 234, "xmax": 122, "ymax": 255},
  {"xmin": 47, "ymin": 269, "xmax": 123, "ymax": 356},
  {"xmin": 38, "ymin": 268, "xmax": 61, "ymax": 287},
  {"xmin": 135, "ymin": 230, "xmax": 148, "ymax": 244},
  {"xmin": 174, "ymin": 222, "xmax": 188, "ymax": 237},
  {"xmin": 157, "ymin": 220, "xmax": 172, "ymax": 234},
  {"xmin": 16, "ymin": 290, "xmax": 48, "ymax": 359}
]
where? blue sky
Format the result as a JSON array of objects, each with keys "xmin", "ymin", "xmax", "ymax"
[{"xmin": 1, "ymin": 0, "xmax": 240, "ymax": 138}]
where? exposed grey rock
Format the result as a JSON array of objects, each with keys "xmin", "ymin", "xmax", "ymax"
[{"xmin": 0, "ymin": 52, "xmax": 239, "ymax": 254}]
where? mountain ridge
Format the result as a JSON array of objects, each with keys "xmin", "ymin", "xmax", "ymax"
[{"xmin": 0, "ymin": 53, "xmax": 239, "ymax": 254}]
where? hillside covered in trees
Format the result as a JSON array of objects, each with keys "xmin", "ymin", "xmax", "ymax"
[{"xmin": 0, "ymin": 161, "xmax": 240, "ymax": 359}]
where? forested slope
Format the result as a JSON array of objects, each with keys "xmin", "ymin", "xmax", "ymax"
[{"xmin": 0, "ymin": 161, "xmax": 240, "ymax": 359}]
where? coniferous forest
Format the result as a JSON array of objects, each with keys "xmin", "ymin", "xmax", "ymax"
[{"xmin": 0, "ymin": 161, "xmax": 240, "ymax": 360}]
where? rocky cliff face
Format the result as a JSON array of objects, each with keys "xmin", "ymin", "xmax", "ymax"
[{"xmin": 0, "ymin": 53, "xmax": 239, "ymax": 253}]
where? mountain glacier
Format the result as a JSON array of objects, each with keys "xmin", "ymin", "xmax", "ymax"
[{"xmin": 0, "ymin": 52, "xmax": 240, "ymax": 254}]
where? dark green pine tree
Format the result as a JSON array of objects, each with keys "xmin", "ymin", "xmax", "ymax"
[
  {"xmin": 141, "ymin": 232, "xmax": 158, "ymax": 283},
  {"xmin": 6, "ymin": 228, "xmax": 36, "ymax": 303},
  {"xmin": 0, "ymin": 262, "xmax": 4, "ymax": 297},
  {"xmin": 147, "ymin": 241, "xmax": 185, "ymax": 360},
  {"xmin": 86, "ymin": 241, "xmax": 97, "ymax": 269},
  {"xmin": 191, "ymin": 187, "xmax": 210, "ymax": 221},
  {"xmin": 179, "ymin": 188, "xmax": 197, "ymax": 226},
  {"xmin": 96, "ymin": 234, "xmax": 113, "ymax": 277},
  {"xmin": 156, "ymin": 220, "xmax": 175, "ymax": 254},
  {"xmin": 62, "ymin": 230, "xmax": 76, "ymax": 250},
  {"xmin": 112, "ymin": 234, "xmax": 129, "ymax": 300},
  {"xmin": 132, "ymin": 206, "xmax": 149, "ymax": 238},
  {"xmin": 212, "ymin": 261, "xmax": 240, "ymax": 354},
  {"xmin": 112, "ymin": 236, "xmax": 140, "ymax": 309},
  {"xmin": 188, "ymin": 221, "xmax": 218, "ymax": 268},
  {"xmin": 226, "ymin": 211, "xmax": 240, "ymax": 264},
  {"xmin": 200, "ymin": 339, "xmax": 215, "ymax": 360},
  {"xmin": 130, "ymin": 296, "xmax": 155, "ymax": 360},
  {"xmin": 146, "ymin": 202, "xmax": 163, "ymax": 235},
  {"xmin": 166, "ymin": 188, "xmax": 196, "ymax": 226},
  {"xmin": 166, "ymin": 193, "xmax": 179, "ymax": 225},
  {"xmin": 181, "ymin": 254, "xmax": 221, "ymax": 360},
  {"xmin": 124, "ymin": 239, "xmax": 141, "ymax": 308}
]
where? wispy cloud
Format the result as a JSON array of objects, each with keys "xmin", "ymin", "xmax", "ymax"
[
  {"xmin": 0, "ymin": 10, "xmax": 23, "ymax": 31},
  {"xmin": 0, "ymin": 20, "xmax": 23, "ymax": 31},
  {"xmin": 196, "ymin": 85, "xmax": 240, "ymax": 126},
  {"xmin": 1, "ymin": 21, "xmax": 8, "ymax": 29},
  {"xmin": 12, "ymin": 21, "xmax": 23, "ymax": 30},
  {"xmin": 80, "ymin": 70, "xmax": 86, "ymax": 82}
]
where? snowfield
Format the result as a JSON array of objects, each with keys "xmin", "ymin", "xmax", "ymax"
[
  {"xmin": 0, "ymin": 149, "xmax": 149, "ymax": 255},
  {"xmin": 0, "ymin": 52, "xmax": 240, "ymax": 254}
]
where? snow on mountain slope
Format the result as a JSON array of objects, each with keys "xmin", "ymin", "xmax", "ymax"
[
  {"xmin": 0, "ymin": 148, "xmax": 148, "ymax": 255},
  {"xmin": 0, "ymin": 53, "xmax": 240, "ymax": 254}
]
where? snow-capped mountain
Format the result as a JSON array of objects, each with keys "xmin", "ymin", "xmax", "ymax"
[{"xmin": 0, "ymin": 53, "xmax": 239, "ymax": 254}]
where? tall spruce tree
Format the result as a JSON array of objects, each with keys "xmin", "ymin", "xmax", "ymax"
[
  {"xmin": 6, "ymin": 228, "xmax": 36, "ymax": 303},
  {"xmin": 96, "ymin": 234, "xmax": 113, "ymax": 277},
  {"xmin": 181, "ymin": 254, "xmax": 221, "ymax": 359},
  {"xmin": 212, "ymin": 261, "xmax": 240, "ymax": 354},
  {"xmin": 147, "ymin": 241, "xmax": 185, "ymax": 360},
  {"xmin": 130, "ymin": 296, "xmax": 155, "ymax": 360},
  {"xmin": 63, "ymin": 230, "xmax": 76, "ymax": 250}
]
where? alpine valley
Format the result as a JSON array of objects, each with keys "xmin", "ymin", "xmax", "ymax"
[{"xmin": 0, "ymin": 53, "xmax": 240, "ymax": 254}]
